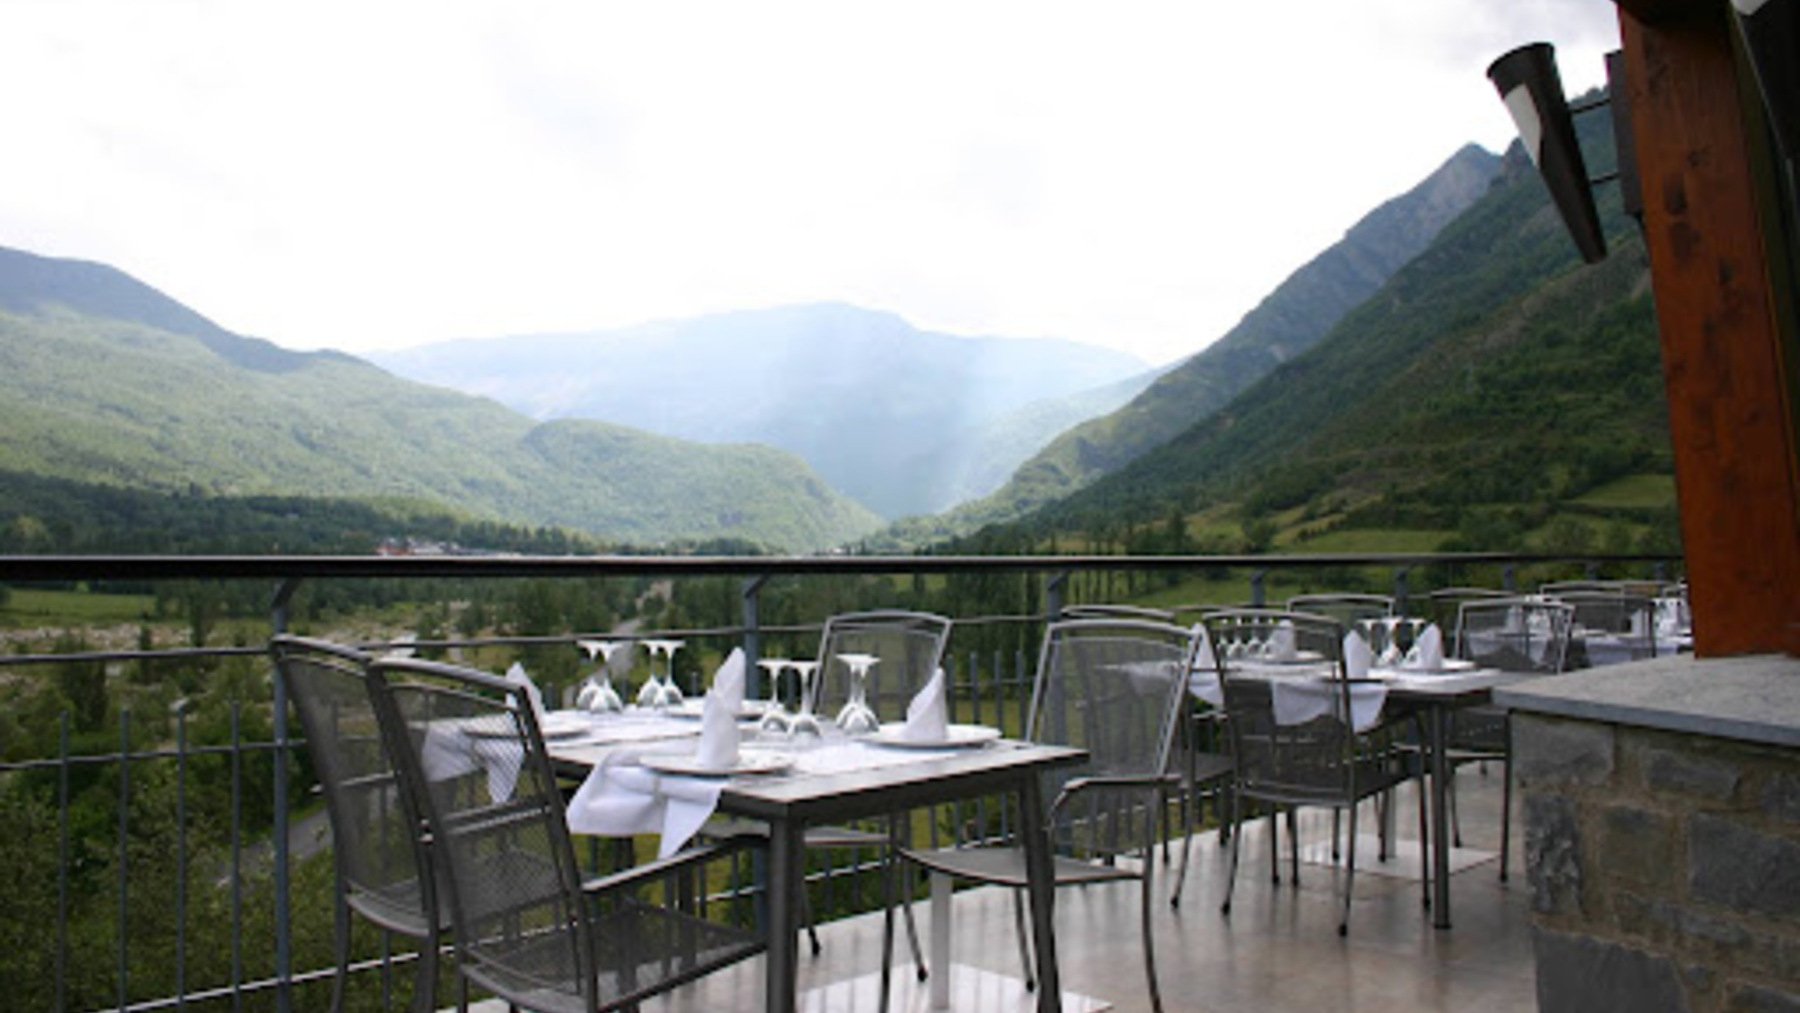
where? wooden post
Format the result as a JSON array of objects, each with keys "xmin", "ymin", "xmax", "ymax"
[{"xmin": 1616, "ymin": 1, "xmax": 1800, "ymax": 656}]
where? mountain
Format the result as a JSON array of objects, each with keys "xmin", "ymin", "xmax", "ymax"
[
  {"xmin": 0, "ymin": 247, "xmax": 881, "ymax": 551},
  {"xmin": 903, "ymin": 144, "xmax": 1503, "ymax": 544},
  {"xmin": 1005, "ymin": 97, "xmax": 1673, "ymax": 554},
  {"xmin": 370, "ymin": 303, "xmax": 1153, "ymax": 519}
]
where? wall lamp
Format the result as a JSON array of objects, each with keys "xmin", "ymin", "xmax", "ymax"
[
  {"xmin": 1732, "ymin": 0, "xmax": 1799, "ymax": 166},
  {"xmin": 1487, "ymin": 42, "xmax": 1616, "ymax": 263}
]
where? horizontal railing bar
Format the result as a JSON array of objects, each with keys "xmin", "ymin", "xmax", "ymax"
[
  {"xmin": 0, "ymin": 740, "xmax": 292, "ymax": 772},
  {"xmin": 0, "ymin": 551, "xmax": 1678, "ymax": 583},
  {"xmin": 0, "ymin": 646, "xmax": 267, "ymax": 667}
]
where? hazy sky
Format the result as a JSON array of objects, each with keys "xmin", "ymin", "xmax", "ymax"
[{"xmin": 0, "ymin": 1, "xmax": 1621, "ymax": 366}]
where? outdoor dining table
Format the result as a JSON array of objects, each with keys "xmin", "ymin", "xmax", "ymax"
[
  {"xmin": 1192, "ymin": 661, "xmax": 1533, "ymax": 929},
  {"xmin": 543, "ymin": 713, "xmax": 1087, "ymax": 1013}
]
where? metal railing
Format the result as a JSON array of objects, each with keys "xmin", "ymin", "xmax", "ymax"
[{"xmin": 0, "ymin": 551, "xmax": 1679, "ymax": 1011}]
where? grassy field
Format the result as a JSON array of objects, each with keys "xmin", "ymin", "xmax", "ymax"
[
  {"xmin": 1572, "ymin": 473, "xmax": 1678, "ymax": 509},
  {"xmin": 0, "ymin": 587, "xmax": 155, "ymax": 627}
]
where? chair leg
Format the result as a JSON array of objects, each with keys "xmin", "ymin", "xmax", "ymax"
[
  {"xmin": 1500, "ymin": 752, "xmax": 1513, "ymax": 884},
  {"xmin": 1140, "ymin": 858, "xmax": 1165, "ymax": 1013},
  {"xmin": 1339, "ymin": 804, "xmax": 1357, "ymax": 937},
  {"xmin": 406, "ymin": 926, "xmax": 440, "ymax": 1013},
  {"xmin": 801, "ymin": 886, "xmax": 822, "ymax": 957},
  {"xmin": 1171, "ymin": 779, "xmax": 1198, "ymax": 907},
  {"xmin": 1268, "ymin": 806, "xmax": 1281, "ymax": 885},
  {"xmin": 901, "ymin": 884, "xmax": 928, "ymax": 980},
  {"xmin": 1416, "ymin": 774, "xmax": 1432, "ymax": 910},
  {"xmin": 1010, "ymin": 887, "xmax": 1037, "ymax": 992},
  {"xmin": 1287, "ymin": 808, "xmax": 1300, "ymax": 887},
  {"xmin": 879, "ymin": 845, "xmax": 899, "ymax": 1013},
  {"xmin": 1221, "ymin": 789, "xmax": 1243, "ymax": 917},
  {"xmin": 1450, "ymin": 767, "xmax": 1463, "ymax": 849}
]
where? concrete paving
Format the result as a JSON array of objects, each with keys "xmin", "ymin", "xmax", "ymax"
[{"xmin": 477, "ymin": 766, "xmax": 1536, "ymax": 1011}]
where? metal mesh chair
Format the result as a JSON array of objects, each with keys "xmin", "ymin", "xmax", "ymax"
[
  {"xmin": 1549, "ymin": 590, "xmax": 1659, "ymax": 666},
  {"xmin": 798, "ymin": 610, "xmax": 953, "ymax": 971},
  {"xmin": 1422, "ymin": 586, "xmax": 1512, "ymax": 638},
  {"xmin": 366, "ymin": 656, "xmax": 763, "ymax": 1013},
  {"xmin": 889, "ymin": 618, "xmax": 1196, "ymax": 1013},
  {"xmin": 1205, "ymin": 609, "xmax": 1423, "ymax": 936},
  {"xmin": 1284, "ymin": 592, "xmax": 1395, "ymax": 626},
  {"xmin": 271, "ymin": 635, "xmax": 450, "ymax": 1013},
  {"xmin": 1447, "ymin": 598, "xmax": 1576, "ymax": 880}
]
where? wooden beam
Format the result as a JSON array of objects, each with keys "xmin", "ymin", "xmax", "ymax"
[{"xmin": 1620, "ymin": 4, "xmax": 1800, "ymax": 655}]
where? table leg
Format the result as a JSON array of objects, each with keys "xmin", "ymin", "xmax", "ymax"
[
  {"xmin": 766, "ymin": 819, "xmax": 805, "ymax": 1011},
  {"xmin": 1017, "ymin": 773, "xmax": 1061, "ymax": 1013},
  {"xmin": 1429, "ymin": 705, "xmax": 1453, "ymax": 929}
]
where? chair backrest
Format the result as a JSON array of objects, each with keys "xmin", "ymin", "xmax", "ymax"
[
  {"xmin": 811, "ymin": 610, "xmax": 953, "ymax": 722},
  {"xmin": 1285, "ymin": 593, "xmax": 1395, "ymax": 626},
  {"xmin": 1024, "ymin": 618, "xmax": 1197, "ymax": 858},
  {"xmin": 1421, "ymin": 586, "xmax": 1511, "ymax": 628},
  {"xmin": 366, "ymin": 656, "xmax": 593, "ymax": 1006},
  {"xmin": 271, "ymin": 635, "xmax": 435, "ymax": 937},
  {"xmin": 1454, "ymin": 598, "xmax": 1576, "ymax": 673},
  {"xmin": 1545, "ymin": 590, "xmax": 1658, "ymax": 661},
  {"xmin": 1060, "ymin": 603, "xmax": 1177, "ymax": 623},
  {"xmin": 1202, "ymin": 609, "xmax": 1361, "ymax": 801},
  {"xmin": 1538, "ymin": 579, "xmax": 1627, "ymax": 596}
]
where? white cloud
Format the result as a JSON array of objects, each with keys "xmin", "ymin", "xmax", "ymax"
[{"xmin": 0, "ymin": 0, "xmax": 1620, "ymax": 365}]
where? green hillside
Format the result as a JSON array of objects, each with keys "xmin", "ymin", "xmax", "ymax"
[
  {"xmin": 0, "ymin": 250, "xmax": 881, "ymax": 551},
  {"xmin": 888, "ymin": 143, "xmax": 1502, "ymax": 547},
  {"xmin": 1001, "ymin": 100, "xmax": 1676, "ymax": 556}
]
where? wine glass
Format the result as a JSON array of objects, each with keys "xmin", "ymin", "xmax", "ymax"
[
  {"xmin": 833, "ymin": 653, "xmax": 880, "ymax": 735},
  {"xmin": 636, "ymin": 640, "xmax": 670, "ymax": 709},
  {"xmin": 660, "ymin": 639, "xmax": 686, "ymax": 708},
  {"xmin": 754, "ymin": 658, "xmax": 791, "ymax": 735},
  {"xmin": 576, "ymin": 639, "xmax": 625, "ymax": 713},
  {"xmin": 786, "ymin": 660, "xmax": 823, "ymax": 740}
]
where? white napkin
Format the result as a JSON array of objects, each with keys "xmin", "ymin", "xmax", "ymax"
[
  {"xmin": 902, "ymin": 666, "xmax": 950, "ymax": 742},
  {"xmin": 566, "ymin": 750, "xmax": 726, "ymax": 858},
  {"xmin": 1404, "ymin": 624, "xmax": 1445, "ymax": 671},
  {"xmin": 1187, "ymin": 629, "xmax": 1223, "ymax": 706},
  {"xmin": 1269, "ymin": 678, "xmax": 1389, "ymax": 733},
  {"xmin": 694, "ymin": 649, "xmax": 745, "ymax": 769},
  {"xmin": 420, "ymin": 720, "xmax": 526, "ymax": 804},
  {"xmin": 505, "ymin": 662, "xmax": 547, "ymax": 724},
  {"xmin": 1343, "ymin": 630, "xmax": 1372, "ymax": 681},
  {"xmin": 1268, "ymin": 620, "xmax": 1298, "ymax": 661}
]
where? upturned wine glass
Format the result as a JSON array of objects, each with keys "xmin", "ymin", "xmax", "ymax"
[{"xmin": 576, "ymin": 639, "xmax": 625, "ymax": 713}]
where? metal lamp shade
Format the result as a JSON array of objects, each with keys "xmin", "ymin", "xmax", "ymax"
[{"xmin": 1488, "ymin": 42, "xmax": 1608, "ymax": 263}]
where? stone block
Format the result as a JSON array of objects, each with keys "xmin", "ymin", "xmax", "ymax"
[
  {"xmin": 1726, "ymin": 983, "xmax": 1800, "ymax": 1013},
  {"xmin": 1600, "ymin": 805, "xmax": 1678, "ymax": 888},
  {"xmin": 1645, "ymin": 746, "xmax": 1742, "ymax": 802},
  {"xmin": 1533, "ymin": 928, "xmax": 1691, "ymax": 1012},
  {"xmin": 1764, "ymin": 772, "xmax": 1800, "ymax": 825},
  {"xmin": 1515, "ymin": 717, "xmax": 1616, "ymax": 788},
  {"xmin": 1690, "ymin": 814, "xmax": 1800, "ymax": 922},
  {"xmin": 1527, "ymin": 793, "xmax": 1582, "ymax": 915}
]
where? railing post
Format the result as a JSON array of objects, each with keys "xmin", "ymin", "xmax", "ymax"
[
  {"xmin": 1393, "ymin": 566, "xmax": 1412, "ymax": 616},
  {"xmin": 1503, "ymin": 565, "xmax": 1518, "ymax": 593},
  {"xmin": 741, "ymin": 575, "xmax": 768, "ymax": 676},
  {"xmin": 1251, "ymin": 569, "xmax": 1268, "ymax": 607},
  {"xmin": 268, "ymin": 578, "xmax": 301, "ymax": 1013},
  {"xmin": 1045, "ymin": 570, "xmax": 1069, "ymax": 620}
]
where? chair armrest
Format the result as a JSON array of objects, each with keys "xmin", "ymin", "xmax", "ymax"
[
  {"xmin": 1048, "ymin": 773, "xmax": 1181, "ymax": 823},
  {"xmin": 578, "ymin": 833, "xmax": 763, "ymax": 897}
]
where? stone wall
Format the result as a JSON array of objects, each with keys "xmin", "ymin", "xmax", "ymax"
[{"xmin": 1513, "ymin": 713, "xmax": 1800, "ymax": 1012}]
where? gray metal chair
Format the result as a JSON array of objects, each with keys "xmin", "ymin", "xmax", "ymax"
[
  {"xmin": 1548, "ymin": 589, "xmax": 1659, "ymax": 665},
  {"xmin": 888, "ymin": 618, "xmax": 1197, "ymax": 1013},
  {"xmin": 1446, "ymin": 598, "xmax": 1575, "ymax": 879},
  {"xmin": 1206, "ymin": 609, "xmax": 1423, "ymax": 936},
  {"xmin": 365, "ymin": 655, "xmax": 764, "ymax": 1013},
  {"xmin": 270, "ymin": 635, "xmax": 453, "ymax": 1013},
  {"xmin": 798, "ymin": 610, "xmax": 953, "ymax": 972},
  {"xmin": 1285, "ymin": 592, "xmax": 1395, "ymax": 627},
  {"xmin": 1061, "ymin": 603, "xmax": 1177, "ymax": 622}
]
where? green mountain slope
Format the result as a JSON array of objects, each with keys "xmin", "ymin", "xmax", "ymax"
[
  {"xmin": 914, "ymin": 144, "xmax": 1502, "ymax": 542},
  {"xmin": 0, "ymin": 248, "xmax": 880, "ymax": 551},
  {"xmin": 1009, "ymin": 101, "xmax": 1670, "ymax": 552}
]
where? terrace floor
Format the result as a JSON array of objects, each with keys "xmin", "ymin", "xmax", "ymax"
[{"xmin": 483, "ymin": 767, "xmax": 1536, "ymax": 1012}]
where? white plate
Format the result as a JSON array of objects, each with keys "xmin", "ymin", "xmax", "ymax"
[
  {"xmin": 639, "ymin": 748, "xmax": 794, "ymax": 777},
  {"xmin": 668, "ymin": 699, "xmax": 771, "ymax": 721},
  {"xmin": 1378, "ymin": 658, "xmax": 1478, "ymax": 676},
  {"xmin": 866, "ymin": 723, "xmax": 1002, "ymax": 749},
  {"xmin": 460, "ymin": 712, "xmax": 593, "ymax": 740}
]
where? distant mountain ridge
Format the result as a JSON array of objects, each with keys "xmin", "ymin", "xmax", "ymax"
[
  {"xmin": 372, "ymin": 303, "xmax": 1156, "ymax": 519},
  {"xmin": 896, "ymin": 144, "xmax": 1503, "ymax": 545},
  {"xmin": 0, "ymin": 246, "xmax": 880, "ymax": 551}
]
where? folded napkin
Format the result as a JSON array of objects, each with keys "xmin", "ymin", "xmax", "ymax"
[
  {"xmin": 902, "ymin": 666, "xmax": 950, "ymax": 742},
  {"xmin": 1268, "ymin": 620, "xmax": 1298, "ymax": 661},
  {"xmin": 566, "ymin": 750, "xmax": 726, "ymax": 858},
  {"xmin": 694, "ymin": 648, "xmax": 745, "ymax": 769},
  {"xmin": 1269, "ymin": 632, "xmax": 1386, "ymax": 731},
  {"xmin": 420, "ymin": 720, "xmax": 526, "ymax": 804},
  {"xmin": 1344, "ymin": 630, "xmax": 1372, "ymax": 680},
  {"xmin": 1187, "ymin": 630, "xmax": 1223, "ymax": 706},
  {"xmin": 505, "ymin": 662, "xmax": 547, "ymax": 724},
  {"xmin": 1403, "ymin": 624, "xmax": 1445, "ymax": 671}
]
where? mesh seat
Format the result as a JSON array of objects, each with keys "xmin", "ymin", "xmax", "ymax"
[
  {"xmin": 366, "ymin": 656, "xmax": 763, "ymax": 1013},
  {"xmin": 271, "ymin": 635, "xmax": 448, "ymax": 1013},
  {"xmin": 1205, "ymin": 609, "xmax": 1424, "ymax": 936},
  {"xmin": 891, "ymin": 618, "xmax": 1196, "ymax": 1013}
]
